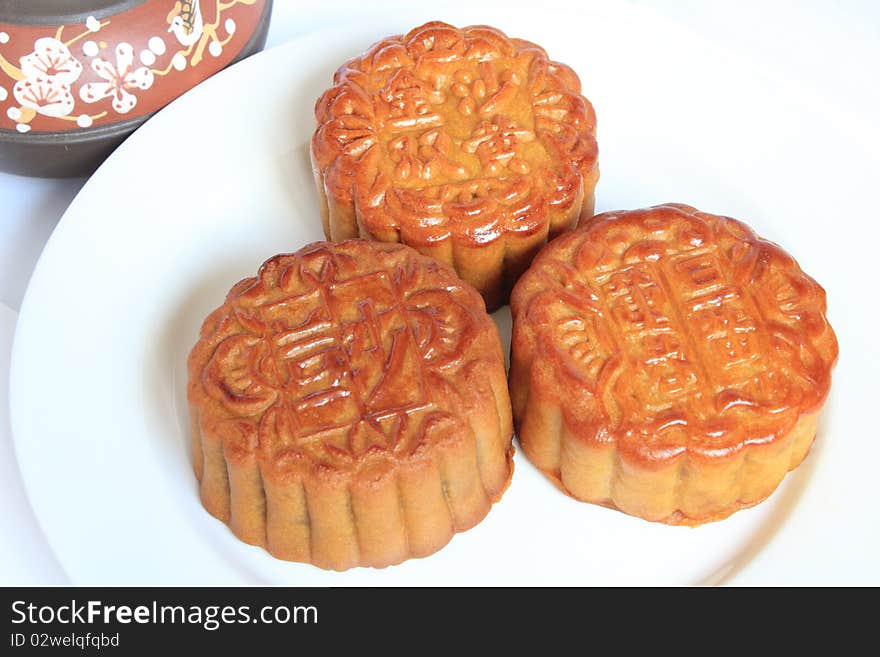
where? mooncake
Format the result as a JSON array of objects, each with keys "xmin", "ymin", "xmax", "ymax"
[
  {"xmin": 311, "ymin": 21, "xmax": 599, "ymax": 310},
  {"xmin": 509, "ymin": 204, "xmax": 838, "ymax": 524},
  {"xmin": 188, "ymin": 239, "xmax": 514, "ymax": 569}
]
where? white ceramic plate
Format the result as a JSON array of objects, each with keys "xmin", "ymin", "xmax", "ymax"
[{"xmin": 11, "ymin": 3, "xmax": 880, "ymax": 585}]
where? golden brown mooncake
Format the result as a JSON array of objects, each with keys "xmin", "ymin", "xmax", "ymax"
[
  {"xmin": 187, "ymin": 240, "xmax": 514, "ymax": 570},
  {"xmin": 509, "ymin": 204, "xmax": 838, "ymax": 525},
  {"xmin": 311, "ymin": 21, "xmax": 599, "ymax": 311}
]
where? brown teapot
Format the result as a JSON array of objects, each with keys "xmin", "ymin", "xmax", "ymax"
[{"xmin": 0, "ymin": 0, "xmax": 272, "ymax": 177}]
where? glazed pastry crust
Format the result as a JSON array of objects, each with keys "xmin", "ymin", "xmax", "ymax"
[
  {"xmin": 188, "ymin": 240, "xmax": 513, "ymax": 569},
  {"xmin": 509, "ymin": 204, "xmax": 838, "ymax": 525},
  {"xmin": 311, "ymin": 21, "xmax": 599, "ymax": 310}
]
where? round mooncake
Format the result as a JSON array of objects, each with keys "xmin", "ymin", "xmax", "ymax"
[
  {"xmin": 311, "ymin": 21, "xmax": 599, "ymax": 310},
  {"xmin": 509, "ymin": 204, "xmax": 838, "ymax": 525},
  {"xmin": 188, "ymin": 240, "xmax": 514, "ymax": 569}
]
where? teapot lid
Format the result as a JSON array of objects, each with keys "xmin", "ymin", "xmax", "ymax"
[{"xmin": 0, "ymin": 1, "xmax": 147, "ymax": 25}]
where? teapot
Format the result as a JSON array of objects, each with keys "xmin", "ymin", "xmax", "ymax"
[{"xmin": 0, "ymin": 0, "xmax": 272, "ymax": 176}]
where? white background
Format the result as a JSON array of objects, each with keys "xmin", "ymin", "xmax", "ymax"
[{"xmin": 1, "ymin": 0, "xmax": 878, "ymax": 585}]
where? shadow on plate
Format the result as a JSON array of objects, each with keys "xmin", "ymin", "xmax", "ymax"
[{"xmin": 694, "ymin": 408, "xmax": 832, "ymax": 585}]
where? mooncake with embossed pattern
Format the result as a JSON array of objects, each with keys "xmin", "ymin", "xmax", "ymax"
[
  {"xmin": 188, "ymin": 239, "xmax": 513, "ymax": 569},
  {"xmin": 311, "ymin": 21, "xmax": 599, "ymax": 311},
  {"xmin": 509, "ymin": 204, "xmax": 838, "ymax": 525}
]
